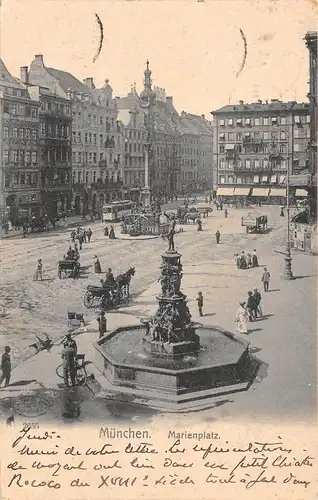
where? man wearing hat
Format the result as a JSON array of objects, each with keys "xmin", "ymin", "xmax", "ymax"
[
  {"xmin": 97, "ymin": 311, "xmax": 107, "ymax": 338},
  {"xmin": 62, "ymin": 335, "xmax": 77, "ymax": 387}
]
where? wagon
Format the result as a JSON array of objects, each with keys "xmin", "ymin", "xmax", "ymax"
[
  {"xmin": 58, "ymin": 259, "xmax": 80, "ymax": 279},
  {"xmin": 83, "ymin": 284, "xmax": 121, "ymax": 309},
  {"xmin": 241, "ymin": 214, "xmax": 268, "ymax": 234}
]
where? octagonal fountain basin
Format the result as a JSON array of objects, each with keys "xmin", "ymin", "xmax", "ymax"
[{"xmin": 93, "ymin": 325, "xmax": 259, "ymax": 411}]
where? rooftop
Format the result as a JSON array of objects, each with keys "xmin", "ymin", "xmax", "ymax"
[
  {"xmin": 46, "ymin": 67, "xmax": 90, "ymax": 94},
  {"xmin": 212, "ymin": 100, "xmax": 310, "ymax": 115}
]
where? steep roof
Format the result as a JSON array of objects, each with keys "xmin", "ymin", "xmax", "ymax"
[
  {"xmin": 46, "ymin": 67, "xmax": 90, "ymax": 94},
  {"xmin": 0, "ymin": 58, "xmax": 24, "ymax": 89}
]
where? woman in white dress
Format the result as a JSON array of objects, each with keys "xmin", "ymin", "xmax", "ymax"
[{"xmin": 235, "ymin": 301, "xmax": 249, "ymax": 334}]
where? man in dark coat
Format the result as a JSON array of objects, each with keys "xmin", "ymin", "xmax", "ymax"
[
  {"xmin": 215, "ymin": 230, "xmax": 220, "ymax": 244},
  {"xmin": 0, "ymin": 346, "xmax": 11, "ymax": 387}
]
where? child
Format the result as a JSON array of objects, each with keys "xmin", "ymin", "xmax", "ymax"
[{"xmin": 197, "ymin": 291, "xmax": 204, "ymax": 317}]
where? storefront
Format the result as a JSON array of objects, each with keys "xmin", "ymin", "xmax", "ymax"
[
  {"xmin": 216, "ymin": 187, "xmax": 235, "ymax": 205},
  {"xmin": 269, "ymin": 187, "xmax": 286, "ymax": 206},
  {"xmin": 250, "ymin": 187, "xmax": 270, "ymax": 206}
]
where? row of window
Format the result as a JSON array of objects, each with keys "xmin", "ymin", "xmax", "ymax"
[
  {"xmin": 181, "ymin": 171, "xmax": 201, "ymax": 180},
  {"xmin": 72, "ymin": 151, "xmax": 120, "ymax": 164},
  {"xmin": 73, "ymin": 111, "xmax": 115, "ymax": 128},
  {"xmin": 124, "ymin": 130, "xmax": 145, "ymax": 140},
  {"xmin": 2, "ymin": 88, "xmax": 29, "ymax": 98},
  {"xmin": 218, "ymin": 115, "xmax": 310, "ymax": 127},
  {"xmin": 125, "ymin": 142, "xmax": 143, "ymax": 154},
  {"xmin": 3, "ymin": 102, "xmax": 38, "ymax": 118},
  {"xmin": 219, "ymin": 143, "xmax": 288, "ymax": 154},
  {"xmin": 124, "ymin": 157, "xmax": 144, "ymax": 168},
  {"xmin": 40, "ymin": 123, "xmax": 70, "ymax": 137},
  {"xmin": 73, "ymin": 170, "xmax": 119, "ymax": 184},
  {"xmin": 3, "ymin": 127, "xmax": 38, "ymax": 141},
  {"xmin": 219, "ymin": 158, "xmax": 288, "ymax": 169},
  {"xmin": 3, "ymin": 149, "xmax": 38, "ymax": 164},
  {"xmin": 219, "ymin": 174, "xmax": 286, "ymax": 184},
  {"xmin": 219, "ymin": 129, "xmax": 309, "ymax": 142},
  {"xmin": 71, "ymin": 132, "xmax": 119, "ymax": 147},
  {"xmin": 41, "ymin": 101, "xmax": 70, "ymax": 115}
]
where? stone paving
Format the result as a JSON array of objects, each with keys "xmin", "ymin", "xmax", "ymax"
[{"xmin": 0, "ymin": 203, "xmax": 316, "ymax": 425}]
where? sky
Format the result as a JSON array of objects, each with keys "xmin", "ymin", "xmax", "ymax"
[{"xmin": 0, "ymin": 0, "xmax": 316, "ymax": 117}]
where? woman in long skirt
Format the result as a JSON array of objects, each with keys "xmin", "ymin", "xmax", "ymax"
[
  {"xmin": 94, "ymin": 255, "xmax": 101, "ymax": 274},
  {"xmin": 235, "ymin": 301, "xmax": 249, "ymax": 334}
]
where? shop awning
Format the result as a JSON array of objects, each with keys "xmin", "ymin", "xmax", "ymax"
[
  {"xmin": 234, "ymin": 187, "xmax": 251, "ymax": 196},
  {"xmin": 296, "ymin": 188, "xmax": 308, "ymax": 197},
  {"xmin": 225, "ymin": 144, "xmax": 235, "ymax": 150},
  {"xmin": 216, "ymin": 187, "xmax": 234, "ymax": 196},
  {"xmin": 269, "ymin": 188, "xmax": 286, "ymax": 197},
  {"xmin": 251, "ymin": 188, "xmax": 269, "ymax": 197}
]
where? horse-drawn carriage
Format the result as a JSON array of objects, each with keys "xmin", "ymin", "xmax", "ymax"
[
  {"xmin": 83, "ymin": 267, "xmax": 135, "ymax": 309},
  {"xmin": 241, "ymin": 214, "xmax": 268, "ymax": 234},
  {"xmin": 58, "ymin": 259, "xmax": 80, "ymax": 279}
]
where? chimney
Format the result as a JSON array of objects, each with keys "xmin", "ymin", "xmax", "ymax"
[
  {"xmin": 201, "ymin": 114, "xmax": 205, "ymax": 120},
  {"xmin": 239, "ymin": 100, "xmax": 244, "ymax": 105},
  {"xmin": 166, "ymin": 96, "xmax": 173, "ymax": 110},
  {"xmin": 34, "ymin": 54, "xmax": 44, "ymax": 65},
  {"xmin": 258, "ymin": 100, "xmax": 262, "ymax": 104},
  {"xmin": 20, "ymin": 66, "xmax": 29, "ymax": 84},
  {"xmin": 83, "ymin": 77, "xmax": 95, "ymax": 90}
]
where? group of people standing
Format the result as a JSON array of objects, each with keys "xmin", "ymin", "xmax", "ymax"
[
  {"xmin": 235, "ymin": 288, "xmax": 262, "ymax": 334},
  {"xmin": 235, "ymin": 250, "xmax": 259, "ymax": 269},
  {"xmin": 70, "ymin": 226, "xmax": 93, "ymax": 250},
  {"xmin": 235, "ymin": 268, "xmax": 271, "ymax": 334}
]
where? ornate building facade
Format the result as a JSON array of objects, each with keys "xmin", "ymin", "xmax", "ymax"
[
  {"xmin": 211, "ymin": 100, "xmax": 310, "ymax": 201},
  {"xmin": 26, "ymin": 55, "xmax": 123, "ymax": 215},
  {"xmin": 0, "ymin": 59, "xmax": 41, "ymax": 224}
]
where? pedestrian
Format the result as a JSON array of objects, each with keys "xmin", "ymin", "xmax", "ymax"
[
  {"xmin": 104, "ymin": 225, "xmax": 109, "ymax": 237},
  {"xmin": 196, "ymin": 291, "xmax": 204, "ymax": 317},
  {"xmin": 87, "ymin": 228, "xmax": 92, "ymax": 243},
  {"xmin": 70, "ymin": 230, "xmax": 76, "ymax": 243},
  {"xmin": 215, "ymin": 230, "xmax": 220, "ymax": 244},
  {"xmin": 224, "ymin": 208, "xmax": 228, "ymax": 218},
  {"xmin": 280, "ymin": 206, "xmax": 285, "ymax": 217},
  {"xmin": 234, "ymin": 253, "xmax": 241, "ymax": 269},
  {"xmin": 33, "ymin": 259, "xmax": 43, "ymax": 281},
  {"xmin": 247, "ymin": 291, "xmax": 257, "ymax": 321},
  {"xmin": 240, "ymin": 251, "xmax": 247, "ymax": 269},
  {"xmin": 252, "ymin": 249, "xmax": 259, "ymax": 267},
  {"xmin": 97, "ymin": 311, "xmax": 107, "ymax": 338},
  {"xmin": 253, "ymin": 288, "xmax": 262, "ymax": 318},
  {"xmin": 94, "ymin": 255, "xmax": 101, "ymax": 274},
  {"xmin": 0, "ymin": 346, "xmax": 11, "ymax": 388},
  {"xmin": 246, "ymin": 253, "xmax": 252, "ymax": 268},
  {"xmin": 197, "ymin": 218, "xmax": 202, "ymax": 231},
  {"xmin": 261, "ymin": 267, "xmax": 271, "ymax": 292},
  {"xmin": 235, "ymin": 301, "xmax": 249, "ymax": 334},
  {"xmin": 109, "ymin": 225, "xmax": 115, "ymax": 239}
]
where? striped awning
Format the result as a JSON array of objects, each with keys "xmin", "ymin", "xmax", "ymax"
[
  {"xmin": 251, "ymin": 188, "xmax": 270, "ymax": 197},
  {"xmin": 296, "ymin": 188, "xmax": 308, "ymax": 197},
  {"xmin": 216, "ymin": 187, "xmax": 235, "ymax": 196},
  {"xmin": 269, "ymin": 188, "xmax": 286, "ymax": 197},
  {"xmin": 234, "ymin": 187, "xmax": 251, "ymax": 196}
]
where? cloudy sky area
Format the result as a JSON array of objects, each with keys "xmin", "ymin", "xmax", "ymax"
[{"xmin": 1, "ymin": 0, "xmax": 316, "ymax": 116}]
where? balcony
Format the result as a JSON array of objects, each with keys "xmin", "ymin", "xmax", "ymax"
[
  {"xmin": 289, "ymin": 173, "xmax": 312, "ymax": 187},
  {"xmin": 41, "ymin": 184, "xmax": 71, "ymax": 192}
]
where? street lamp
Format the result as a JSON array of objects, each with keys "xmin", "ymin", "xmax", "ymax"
[{"xmin": 282, "ymin": 120, "xmax": 295, "ymax": 280}]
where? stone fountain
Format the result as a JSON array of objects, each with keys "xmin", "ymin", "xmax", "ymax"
[{"xmin": 93, "ymin": 235, "xmax": 258, "ymax": 411}]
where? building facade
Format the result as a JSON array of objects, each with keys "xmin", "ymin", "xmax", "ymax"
[
  {"xmin": 178, "ymin": 112, "xmax": 213, "ymax": 194},
  {"xmin": 0, "ymin": 59, "xmax": 41, "ymax": 225},
  {"xmin": 211, "ymin": 100, "xmax": 310, "ymax": 202}
]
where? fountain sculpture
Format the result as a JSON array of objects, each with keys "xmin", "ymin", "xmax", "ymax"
[
  {"xmin": 141, "ymin": 248, "xmax": 201, "ymax": 357},
  {"xmin": 93, "ymin": 230, "xmax": 259, "ymax": 411}
]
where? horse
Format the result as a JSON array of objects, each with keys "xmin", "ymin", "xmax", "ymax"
[{"xmin": 115, "ymin": 267, "xmax": 136, "ymax": 297}]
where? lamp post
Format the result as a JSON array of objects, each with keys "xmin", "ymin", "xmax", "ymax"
[{"xmin": 282, "ymin": 122, "xmax": 294, "ymax": 280}]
